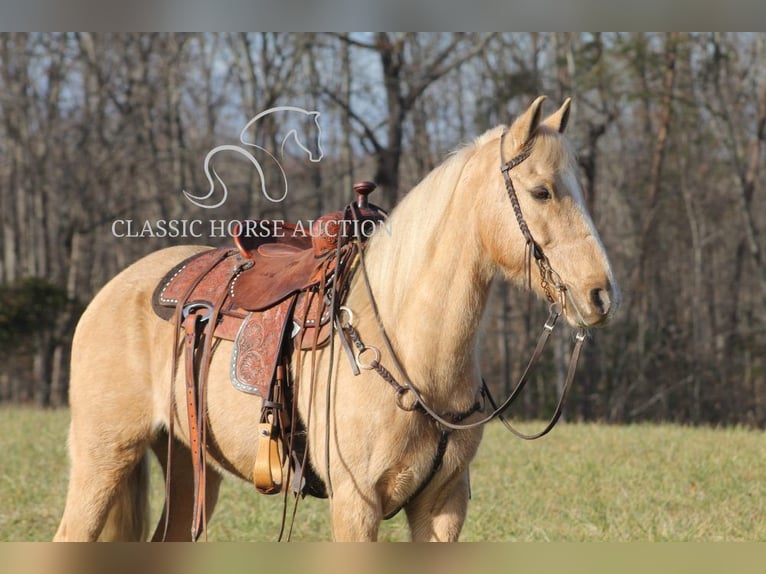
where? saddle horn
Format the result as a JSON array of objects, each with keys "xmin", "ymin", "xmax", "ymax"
[{"xmin": 353, "ymin": 181, "xmax": 377, "ymax": 208}]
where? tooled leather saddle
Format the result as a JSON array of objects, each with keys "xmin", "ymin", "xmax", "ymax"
[{"xmin": 151, "ymin": 182, "xmax": 385, "ymax": 540}]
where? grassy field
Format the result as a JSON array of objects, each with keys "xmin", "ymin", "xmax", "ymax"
[{"xmin": 1, "ymin": 406, "xmax": 765, "ymax": 541}]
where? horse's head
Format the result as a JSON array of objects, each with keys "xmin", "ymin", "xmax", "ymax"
[
  {"xmin": 476, "ymin": 96, "xmax": 620, "ymax": 328},
  {"xmin": 281, "ymin": 109, "xmax": 324, "ymax": 163}
]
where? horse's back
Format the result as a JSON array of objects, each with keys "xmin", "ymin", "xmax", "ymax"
[
  {"xmin": 68, "ymin": 245, "xmax": 211, "ymax": 418},
  {"xmin": 88, "ymin": 245, "xmax": 210, "ymax": 306}
]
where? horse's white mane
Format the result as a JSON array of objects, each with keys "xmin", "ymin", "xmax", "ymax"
[
  {"xmin": 362, "ymin": 121, "xmax": 577, "ymax": 318},
  {"xmin": 361, "ymin": 129, "xmax": 492, "ymax": 316}
]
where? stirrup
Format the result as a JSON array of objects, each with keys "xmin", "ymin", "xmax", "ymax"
[{"xmin": 253, "ymin": 421, "xmax": 284, "ymax": 495}]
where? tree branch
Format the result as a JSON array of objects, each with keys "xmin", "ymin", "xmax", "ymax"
[
  {"xmin": 405, "ymin": 33, "xmax": 496, "ymax": 109},
  {"xmin": 325, "ymin": 32, "xmax": 378, "ymax": 51},
  {"xmin": 322, "ymin": 86, "xmax": 383, "ymax": 153}
]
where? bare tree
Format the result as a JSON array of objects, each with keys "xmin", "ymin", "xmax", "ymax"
[
  {"xmin": 325, "ymin": 32, "xmax": 494, "ymax": 204},
  {"xmin": 2, "ymin": 32, "xmax": 766, "ymax": 426}
]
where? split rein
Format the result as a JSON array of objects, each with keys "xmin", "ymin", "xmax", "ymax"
[{"xmin": 338, "ymin": 130, "xmax": 588, "ymax": 440}]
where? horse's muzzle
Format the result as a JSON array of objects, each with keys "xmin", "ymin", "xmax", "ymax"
[{"xmin": 567, "ymin": 279, "xmax": 620, "ymax": 328}]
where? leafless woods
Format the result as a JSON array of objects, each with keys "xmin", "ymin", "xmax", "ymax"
[{"xmin": 1, "ymin": 33, "xmax": 764, "ymax": 425}]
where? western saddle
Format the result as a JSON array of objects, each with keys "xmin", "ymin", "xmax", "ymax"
[{"xmin": 151, "ymin": 181, "xmax": 385, "ymax": 540}]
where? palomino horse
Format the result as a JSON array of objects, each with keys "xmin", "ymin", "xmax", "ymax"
[{"xmin": 54, "ymin": 96, "xmax": 619, "ymax": 542}]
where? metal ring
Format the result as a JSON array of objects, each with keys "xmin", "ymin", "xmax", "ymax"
[
  {"xmin": 355, "ymin": 345, "xmax": 380, "ymax": 370},
  {"xmin": 575, "ymin": 328, "xmax": 588, "ymax": 342},
  {"xmin": 548, "ymin": 268, "xmax": 567, "ymax": 291},
  {"xmin": 338, "ymin": 306, "xmax": 355, "ymax": 328},
  {"xmin": 544, "ymin": 302, "xmax": 561, "ymax": 331},
  {"xmin": 395, "ymin": 388, "xmax": 420, "ymax": 412},
  {"xmin": 182, "ymin": 302, "xmax": 213, "ymax": 322}
]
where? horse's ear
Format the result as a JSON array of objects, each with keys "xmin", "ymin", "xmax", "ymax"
[
  {"xmin": 543, "ymin": 97, "xmax": 572, "ymax": 133},
  {"xmin": 510, "ymin": 95, "xmax": 547, "ymax": 144}
]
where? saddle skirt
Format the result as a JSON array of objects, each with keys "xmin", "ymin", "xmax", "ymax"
[
  {"xmin": 152, "ymin": 247, "xmax": 339, "ymax": 397},
  {"xmin": 151, "ymin": 197, "xmax": 385, "ymax": 398}
]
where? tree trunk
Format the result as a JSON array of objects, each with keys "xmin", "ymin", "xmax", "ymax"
[
  {"xmin": 631, "ymin": 32, "xmax": 679, "ymax": 359},
  {"xmin": 340, "ymin": 34, "xmax": 354, "ymax": 202}
]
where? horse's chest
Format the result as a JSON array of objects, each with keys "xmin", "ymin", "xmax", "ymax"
[{"xmin": 377, "ymin": 424, "xmax": 482, "ymax": 515}]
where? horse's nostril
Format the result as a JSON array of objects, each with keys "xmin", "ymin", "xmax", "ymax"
[{"xmin": 590, "ymin": 288, "xmax": 611, "ymax": 316}]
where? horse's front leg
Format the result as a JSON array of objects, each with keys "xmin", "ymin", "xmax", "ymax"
[
  {"xmin": 329, "ymin": 483, "xmax": 383, "ymax": 541},
  {"xmin": 404, "ymin": 469, "xmax": 470, "ymax": 542}
]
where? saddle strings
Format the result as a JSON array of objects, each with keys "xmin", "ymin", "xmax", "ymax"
[
  {"xmin": 280, "ymin": 287, "xmax": 320, "ymax": 541},
  {"xmin": 283, "ymin": 204, "xmax": 360, "ymax": 541},
  {"xmin": 193, "ymin": 282, "xmax": 230, "ymax": 540},
  {"xmin": 278, "ymin": 286, "xmax": 313, "ymax": 541},
  {"xmin": 291, "ymin": 261, "xmax": 330, "ymax": 541},
  {"xmin": 163, "ymin": 249, "xmax": 230, "ymax": 542},
  {"xmin": 322, "ymin": 204, "xmax": 365, "ymax": 485}
]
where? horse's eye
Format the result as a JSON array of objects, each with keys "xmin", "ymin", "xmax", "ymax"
[{"xmin": 530, "ymin": 186, "xmax": 552, "ymax": 201}]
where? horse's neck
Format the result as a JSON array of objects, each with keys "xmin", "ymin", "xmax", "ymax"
[{"xmin": 357, "ymin": 160, "xmax": 493, "ymax": 407}]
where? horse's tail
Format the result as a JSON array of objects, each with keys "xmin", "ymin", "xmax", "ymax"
[{"xmin": 98, "ymin": 454, "xmax": 151, "ymax": 541}]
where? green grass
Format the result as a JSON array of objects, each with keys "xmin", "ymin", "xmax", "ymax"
[{"xmin": 2, "ymin": 406, "xmax": 765, "ymax": 541}]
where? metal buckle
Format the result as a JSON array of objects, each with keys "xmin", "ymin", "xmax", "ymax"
[
  {"xmin": 338, "ymin": 306, "xmax": 355, "ymax": 328},
  {"xmin": 182, "ymin": 302, "xmax": 213, "ymax": 322}
]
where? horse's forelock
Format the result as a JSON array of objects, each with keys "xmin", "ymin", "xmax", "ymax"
[
  {"xmin": 476, "ymin": 121, "xmax": 575, "ymax": 166},
  {"xmin": 528, "ymin": 125, "xmax": 576, "ymax": 174}
]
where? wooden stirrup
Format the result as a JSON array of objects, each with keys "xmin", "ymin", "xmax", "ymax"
[{"xmin": 253, "ymin": 421, "xmax": 284, "ymax": 494}]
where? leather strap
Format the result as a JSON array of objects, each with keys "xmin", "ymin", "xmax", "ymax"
[
  {"xmin": 188, "ymin": 277, "xmax": 233, "ymax": 540},
  {"xmin": 161, "ymin": 249, "xmax": 231, "ymax": 541},
  {"xmin": 382, "ymin": 399, "xmax": 481, "ymax": 520},
  {"xmin": 183, "ymin": 312, "xmax": 205, "ymax": 540},
  {"xmin": 353, "ymin": 238, "xmax": 587, "ymax": 436},
  {"xmin": 486, "ymin": 328, "xmax": 587, "ymax": 440}
]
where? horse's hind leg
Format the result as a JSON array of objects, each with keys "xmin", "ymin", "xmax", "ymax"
[
  {"xmin": 150, "ymin": 432, "xmax": 223, "ymax": 541},
  {"xmin": 54, "ymin": 419, "xmax": 153, "ymax": 542}
]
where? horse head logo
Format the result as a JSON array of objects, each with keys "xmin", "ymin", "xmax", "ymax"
[
  {"xmin": 182, "ymin": 106, "xmax": 323, "ymax": 209},
  {"xmin": 279, "ymin": 109, "xmax": 323, "ymax": 163}
]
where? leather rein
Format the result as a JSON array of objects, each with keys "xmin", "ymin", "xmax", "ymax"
[{"xmin": 339, "ymin": 129, "xmax": 588, "ymax": 440}]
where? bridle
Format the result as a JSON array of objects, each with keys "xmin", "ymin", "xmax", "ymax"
[
  {"xmin": 338, "ymin": 128, "xmax": 588, "ymax": 438},
  {"xmin": 324, "ymin": 128, "xmax": 589, "ymax": 519},
  {"xmin": 262, "ymin": 127, "xmax": 591, "ymax": 536},
  {"xmin": 499, "ymin": 129, "xmax": 568, "ymax": 307}
]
